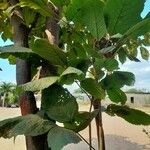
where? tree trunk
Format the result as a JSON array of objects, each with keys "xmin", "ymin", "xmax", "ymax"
[
  {"xmin": 93, "ymin": 99, "xmax": 105, "ymax": 150},
  {"xmin": 9, "ymin": 1, "xmax": 48, "ymax": 150},
  {"xmin": 2, "ymin": 93, "xmax": 6, "ymax": 107},
  {"xmin": 37, "ymin": 5, "xmax": 61, "ymax": 150}
]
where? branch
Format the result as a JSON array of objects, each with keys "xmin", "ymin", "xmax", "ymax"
[
  {"xmin": 77, "ymin": 133, "xmax": 96, "ymax": 150},
  {"xmin": 75, "ymin": 81, "xmax": 92, "ymax": 102}
]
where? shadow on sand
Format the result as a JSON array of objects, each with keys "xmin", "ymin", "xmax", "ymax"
[{"xmin": 64, "ymin": 134, "xmax": 149, "ymax": 150}]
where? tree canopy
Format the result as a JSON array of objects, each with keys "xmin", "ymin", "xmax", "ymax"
[{"xmin": 0, "ymin": 0, "xmax": 150, "ymax": 150}]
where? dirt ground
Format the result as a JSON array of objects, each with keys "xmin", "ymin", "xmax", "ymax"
[{"xmin": 0, "ymin": 105, "xmax": 149, "ymax": 150}]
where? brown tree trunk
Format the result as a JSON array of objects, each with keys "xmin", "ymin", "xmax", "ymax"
[
  {"xmin": 37, "ymin": 5, "xmax": 60, "ymax": 150},
  {"xmin": 9, "ymin": 1, "xmax": 48, "ymax": 150},
  {"xmin": 93, "ymin": 99, "xmax": 105, "ymax": 150}
]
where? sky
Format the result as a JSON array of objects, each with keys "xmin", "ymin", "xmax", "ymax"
[{"xmin": 0, "ymin": 1, "xmax": 150, "ymax": 91}]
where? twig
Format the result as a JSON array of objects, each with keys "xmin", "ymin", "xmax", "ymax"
[
  {"xmin": 75, "ymin": 81, "xmax": 92, "ymax": 101},
  {"xmin": 77, "ymin": 133, "xmax": 96, "ymax": 150},
  {"xmin": 89, "ymin": 123, "xmax": 92, "ymax": 150}
]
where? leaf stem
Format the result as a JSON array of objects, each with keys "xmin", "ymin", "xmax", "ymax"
[{"xmin": 77, "ymin": 133, "xmax": 96, "ymax": 150}]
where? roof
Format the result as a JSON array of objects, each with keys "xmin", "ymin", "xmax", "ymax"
[{"xmin": 125, "ymin": 92, "xmax": 150, "ymax": 95}]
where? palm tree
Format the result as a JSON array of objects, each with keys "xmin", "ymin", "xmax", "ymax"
[{"xmin": 0, "ymin": 82, "xmax": 15, "ymax": 107}]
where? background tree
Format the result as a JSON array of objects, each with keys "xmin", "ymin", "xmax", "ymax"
[
  {"xmin": 126, "ymin": 88, "xmax": 149, "ymax": 93},
  {"xmin": 0, "ymin": 82, "xmax": 14, "ymax": 107},
  {"xmin": 0, "ymin": 1, "xmax": 150, "ymax": 150}
]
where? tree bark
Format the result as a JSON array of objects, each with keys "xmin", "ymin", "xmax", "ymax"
[
  {"xmin": 93, "ymin": 99, "xmax": 105, "ymax": 150},
  {"xmin": 37, "ymin": 5, "xmax": 60, "ymax": 150},
  {"xmin": 9, "ymin": 1, "xmax": 49, "ymax": 150}
]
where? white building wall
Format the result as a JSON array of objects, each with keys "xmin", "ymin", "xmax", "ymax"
[{"xmin": 126, "ymin": 93, "xmax": 150, "ymax": 106}]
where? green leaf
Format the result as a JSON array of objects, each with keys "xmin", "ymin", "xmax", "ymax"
[
  {"xmin": 105, "ymin": 0, "xmax": 144, "ymax": 34},
  {"xmin": 140, "ymin": 47, "xmax": 149, "ymax": 60},
  {"xmin": 51, "ymin": 0, "xmax": 70, "ymax": 7},
  {"xmin": 19, "ymin": 0, "xmax": 51, "ymax": 16},
  {"xmin": 47, "ymin": 127, "xmax": 81, "ymax": 150},
  {"xmin": 81, "ymin": 78, "xmax": 105, "ymax": 99},
  {"xmin": 10, "ymin": 115, "xmax": 54, "ymax": 136},
  {"xmin": 118, "ymin": 48, "xmax": 127, "ymax": 64},
  {"xmin": 41, "ymin": 85, "xmax": 78, "ymax": 123},
  {"xmin": 0, "ymin": 45, "xmax": 33, "ymax": 60},
  {"xmin": 59, "ymin": 67, "xmax": 85, "ymax": 85},
  {"xmin": 81, "ymin": 0, "xmax": 107, "ymax": 39},
  {"xmin": 19, "ymin": 76, "xmax": 59, "ymax": 92},
  {"xmin": 8, "ymin": 55, "xmax": 16, "ymax": 64},
  {"xmin": 106, "ymin": 104, "xmax": 150, "ymax": 125},
  {"xmin": 64, "ymin": 110, "xmax": 98, "ymax": 132},
  {"xmin": 0, "ymin": 45, "xmax": 33, "ymax": 53},
  {"xmin": 107, "ymin": 89, "xmax": 127, "ymax": 104},
  {"xmin": 102, "ymin": 71, "xmax": 135, "ymax": 89},
  {"xmin": 94, "ymin": 59, "xmax": 104, "ymax": 71},
  {"xmin": 31, "ymin": 38, "xmax": 67, "ymax": 66},
  {"xmin": 0, "ymin": 117, "xmax": 22, "ymax": 138},
  {"xmin": 66, "ymin": 0, "xmax": 107, "ymax": 39},
  {"xmin": 85, "ymin": 46, "xmax": 103, "ymax": 59},
  {"xmin": 67, "ymin": 45, "xmax": 90, "ymax": 74},
  {"xmin": 126, "ymin": 54, "xmax": 141, "ymax": 62},
  {"xmin": 22, "ymin": 8, "xmax": 37, "ymax": 27},
  {"xmin": 123, "ymin": 17, "xmax": 150, "ymax": 39},
  {"xmin": 104, "ymin": 58, "xmax": 119, "ymax": 71}
]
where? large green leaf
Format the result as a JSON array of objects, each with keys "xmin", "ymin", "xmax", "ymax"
[
  {"xmin": 19, "ymin": 0, "xmax": 50, "ymax": 16},
  {"xmin": 64, "ymin": 110, "xmax": 98, "ymax": 132},
  {"xmin": 81, "ymin": 78, "xmax": 105, "ymax": 99},
  {"xmin": 81, "ymin": 0, "xmax": 107, "ymax": 39},
  {"xmin": 67, "ymin": 45, "xmax": 90, "ymax": 74},
  {"xmin": 116, "ymin": 18, "xmax": 150, "ymax": 53},
  {"xmin": 123, "ymin": 17, "xmax": 150, "ymax": 39},
  {"xmin": 19, "ymin": 76, "xmax": 59, "ymax": 92},
  {"xmin": 106, "ymin": 104, "xmax": 150, "ymax": 125},
  {"xmin": 47, "ymin": 127, "xmax": 81, "ymax": 150},
  {"xmin": 41, "ymin": 85, "xmax": 78, "ymax": 123},
  {"xmin": 10, "ymin": 115, "xmax": 54, "ymax": 136},
  {"xmin": 0, "ymin": 116, "xmax": 22, "ymax": 138},
  {"xmin": 105, "ymin": 0, "xmax": 144, "ymax": 35},
  {"xmin": 0, "ymin": 114, "xmax": 54, "ymax": 138},
  {"xmin": 0, "ymin": 45, "xmax": 33, "ymax": 60},
  {"xmin": 104, "ymin": 58, "xmax": 119, "ymax": 71},
  {"xmin": 0, "ymin": 45, "xmax": 33, "ymax": 53},
  {"xmin": 66, "ymin": 0, "xmax": 107, "ymax": 39},
  {"xmin": 31, "ymin": 38, "xmax": 67, "ymax": 66},
  {"xmin": 107, "ymin": 89, "xmax": 127, "ymax": 104},
  {"xmin": 61, "ymin": 67, "xmax": 84, "ymax": 78},
  {"xmin": 59, "ymin": 67, "xmax": 85, "ymax": 85},
  {"xmin": 102, "ymin": 71, "xmax": 135, "ymax": 89}
]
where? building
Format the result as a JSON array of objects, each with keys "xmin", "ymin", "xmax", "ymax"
[{"xmin": 126, "ymin": 92, "xmax": 150, "ymax": 107}]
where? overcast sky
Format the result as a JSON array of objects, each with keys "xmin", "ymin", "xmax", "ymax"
[{"xmin": 0, "ymin": 1, "xmax": 150, "ymax": 91}]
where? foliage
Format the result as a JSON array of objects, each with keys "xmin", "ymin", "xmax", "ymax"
[
  {"xmin": 106, "ymin": 104, "xmax": 150, "ymax": 125},
  {"xmin": 0, "ymin": 82, "xmax": 18, "ymax": 106},
  {"xmin": 126, "ymin": 88, "xmax": 149, "ymax": 94},
  {"xmin": 0, "ymin": 0, "xmax": 150, "ymax": 149}
]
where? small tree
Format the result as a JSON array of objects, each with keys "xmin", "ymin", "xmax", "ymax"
[
  {"xmin": 0, "ymin": 82, "xmax": 15, "ymax": 107},
  {"xmin": 0, "ymin": 1, "xmax": 150, "ymax": 150}
]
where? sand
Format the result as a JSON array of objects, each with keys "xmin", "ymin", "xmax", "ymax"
[{"xmin": 0, "ymin": 105, "xmax": 149, "ymax": 150}]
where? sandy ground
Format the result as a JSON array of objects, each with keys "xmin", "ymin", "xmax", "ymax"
[{"xmin": 0, "ymin": 105, "xmax": 149, "ymax": 150}]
